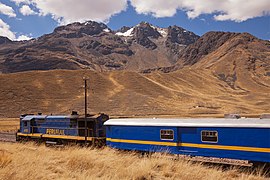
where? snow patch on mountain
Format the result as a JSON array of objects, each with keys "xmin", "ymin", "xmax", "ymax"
[
  {"xmin": 149, "ymin": 24, "xmax": 167, "ymax": 37},
  {"xmin": 115, "ymin": 28, "xmax": 134, "ymax": 37},
  {"xmin": 103, "ymin": 28, "xmax": 110, "ymax": 32},
  {"xmin": 157, "ymin": 28, "xmax": 168, "ymax": 37}
]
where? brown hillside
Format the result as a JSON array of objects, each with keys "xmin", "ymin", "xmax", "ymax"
[
  {"xmin": 0, "ymin": 69, "xmax": 269, "ymax": 117},
  {"xmin": 141, "ymin": 32, "xmax": 270, "ymax": 75},
  {"xmin": 190, "ymin": 33, "xmax": 270, "ymax": 93}
]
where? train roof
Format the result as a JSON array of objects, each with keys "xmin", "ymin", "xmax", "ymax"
[
  {"xmin": 21, "ymin": 114, "xmax": 104, "ymax": 121},
  {"xmin": 21, "ymin": 115, "xmax": 72, "ymax": 121},
  {"xmin": 21, "ymin": 115, "xmax": 48, "ymax": 120},
  {"xmin": 104, "ymin": 118, "xmax": 270, "ymax": 128}
]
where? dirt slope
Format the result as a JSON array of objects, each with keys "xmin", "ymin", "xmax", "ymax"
[{"xmin": 0, "ymin": 69, "xmax": 269, "ymax": 117}]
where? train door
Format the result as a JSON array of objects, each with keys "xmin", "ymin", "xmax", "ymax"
[
  {"xmin": 22, "ymin": 120, "xmax": 30, "ymax": 134},
  {"xmin": 177, "ymin": 128, "xmax": 182, "ymax": 153},
  {"xmin": 30, "ymin": 119, "xmax": 35, "ymax": 133},
  {"xmin": 177, "ymin": 128, "xmax": 197, "ymax": 154},
  {"xmin": 78, "ymin": 119, "xmax": 95, "ymax": 137}
]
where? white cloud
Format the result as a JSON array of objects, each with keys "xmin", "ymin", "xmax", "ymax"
[
  {"xmin": 17, "ymin": 34, "xmax": 32, "ymax": 41},
  {"xmin": 0, "ymin": 3, "xmax": 16, "ymax": 17},
  {"xmin": 130, "ymin": 0, "xmax": 270, "ymax": 22},
  {"xmin": 10, "ymin": 0, "xmax": 31, "ymax": 5},
  {"xmin": 29, "ymin": 0, "xmax": 128, "ymax": 24},
  {"xmin": 19, "ymin": 5, "xmax": 36, "ymax": 15},
  {"xmin": 130, "ymin": 0, "xmax": 180, "ymax": 18},
  {"xmin": 0, "ymin": 18, "xmax": 33, "ymax": 41},
  {"xmin": 0, "ymin": 18, "xmax": 16, "ymax": 40}
]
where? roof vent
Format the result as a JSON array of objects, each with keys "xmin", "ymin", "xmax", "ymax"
[
  {"xmin": 224, "ymin": 114, "xmax": 241, "ymax": 119},
  {"xmin": 260, "ymin": 114, "xmax": 270, "ymax": 119}
]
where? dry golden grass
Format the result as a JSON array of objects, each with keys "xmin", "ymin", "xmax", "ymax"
[
  {"xmin": 0, "ymin": 118, "xmax": 19, "ymax": 132},
  {"xmin": 0, "ymin": 142, "xmax": 268, "ymax": 180}
]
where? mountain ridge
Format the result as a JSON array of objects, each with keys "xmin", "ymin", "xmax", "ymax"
[
  {"xmin": 0, "ymin": 21, "xmax": 198, "ymax": 73},
  {"xmin": 0, "ymin": 21, "xmax": 269, "ymax": 76}
]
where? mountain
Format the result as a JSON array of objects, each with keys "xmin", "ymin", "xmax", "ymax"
[
  {"xmin": 0, "ymin": 20, "xmax": 268, "ymax": 76},
  {"xmin": 0, "ymin": 21, "xmax": 199, "ymax": 73},
  {"xmin": 0, "ymin": 21, "xmax": 269, "ymax": 117}
]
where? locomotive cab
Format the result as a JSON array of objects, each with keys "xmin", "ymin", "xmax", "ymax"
[
  {"xmin": 77, "ymin": 113, "xmax": 109, "ymax": 137},
  {"xmin": 19, "ymin": 114, "xmax": 44, "ymax": 134},
  {"xmin": 21, "ymin": 119, "xmax": 30, "ymax": 133}
]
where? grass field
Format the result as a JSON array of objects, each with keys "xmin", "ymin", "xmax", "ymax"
[
  {"xmin": 0, "ymin": 142, "xmax": 268, "ymax": 180},
  {"xmin": 0, "ymin": 118, "xmax": 19, "ymax": 133}
]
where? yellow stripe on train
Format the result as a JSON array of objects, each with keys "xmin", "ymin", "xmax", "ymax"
[
  {"xmin": 106, "ymin": 138, "xmax": 270, "ymax": 153},
  {"xmin": 17, "ymin": 133, "xmax": 93, "ymax": 141},
  {"xmin": 106, "ymin": 138, "xmax": 178, "ymax": 146}
]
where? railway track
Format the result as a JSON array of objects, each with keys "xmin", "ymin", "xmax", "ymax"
[
  {"xmin": 147, "ymin": 153, "xmax": 253, "ymax": 167},
  {"xmin": 0, "ymin": 132, "xmax": 16, "ymax": 142}
]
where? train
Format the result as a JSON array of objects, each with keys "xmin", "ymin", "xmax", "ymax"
[{"xmin": 16, "ymin": 112, "xmax": 270, "ymax": 165}]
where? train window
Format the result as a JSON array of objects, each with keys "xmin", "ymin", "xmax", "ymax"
[
  {"xmin": 23, "ymin": 121, "xmax": 27, "ymax": 127},
  {"xmin": 160, "ymin": 129, "xmax": 174, "ymax": 140},
  {"xmin": 36, "ymin": 119, "xmax": 44, "ymax": 125},
  {"xmin": 70, "ymin": 119, "xmax": 77, "ymax": 128},
  {"xmin": 201, "ymin": 130, "xmax": 218, "ymax": 143}
]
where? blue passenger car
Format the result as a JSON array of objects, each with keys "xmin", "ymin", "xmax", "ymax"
[
  {"xmin": 17, "ymin": 112, "xmax": 109, "ymax": 144},
  {"xmin": 105, "ymin": 118, "xmax": 270, "ymax": 163}
]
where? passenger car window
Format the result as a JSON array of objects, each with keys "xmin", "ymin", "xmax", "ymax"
[
  {"xmin": 201, "ymin": 130, "xmax": 218, "ymax": 143},
  {"xmin": 160, "ymin": 129, "xmax": 174, "ymax": 140}
]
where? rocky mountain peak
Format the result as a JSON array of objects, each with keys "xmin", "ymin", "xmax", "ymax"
[
  {"xmin": 0, "ymin": 36, "xmax": 12, "ymax": 44},
  {"xmin": 53, "ymin": 20, "xmax": 110, "ymax": 38},
  {"xmin": 167, "ymin": 25, "xmax": 199, "ymax": 45},
  {"xmin": 179, "ymin": 31, "xmax": 244, "ymax": 65},
  {"xmin": 116, "ymin": 22, "xmax": 162, "ymax": 50},
  {"xmin": 115, "ymin": 22, "xmax": 162, "ymax": 38},
  {"xmin": 133, "ymin": 22, "xmax": 162, "ymax": 39},
  {"xmin": 117, "ymin": 26, "xmax": 131, "ymax": 33},
  {"xmin": 115, "ymin": 22, "xmax": 163, "ymax": 49}
]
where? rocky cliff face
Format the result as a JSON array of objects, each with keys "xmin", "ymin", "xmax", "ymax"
[{"xmin": 132, "ymin": 22, "xmax": 161, "ymax": 49}]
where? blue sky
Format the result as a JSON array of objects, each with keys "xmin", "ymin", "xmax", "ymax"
[{"xmin": 0, "ymin": 0, "xmax": 269, "ymax": 40}]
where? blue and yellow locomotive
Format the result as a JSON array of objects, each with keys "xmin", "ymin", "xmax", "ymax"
[{"xmin": 16, "ymin": 111, "xmax": 109, "ymax": 145}]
